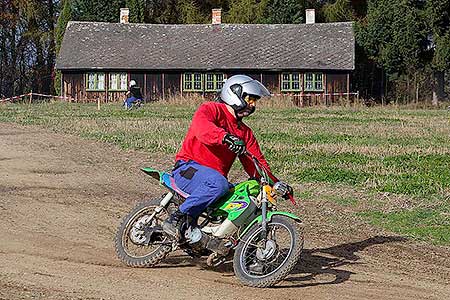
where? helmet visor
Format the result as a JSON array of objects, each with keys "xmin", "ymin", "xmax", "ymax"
[{"xmin": 241, "ymin": 79, "xmax": 271, "ymax": 99}]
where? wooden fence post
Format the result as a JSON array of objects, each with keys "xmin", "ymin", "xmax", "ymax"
[{"xmin": 97, "ymin": 97, "xmax": 100, "ymax": 110}]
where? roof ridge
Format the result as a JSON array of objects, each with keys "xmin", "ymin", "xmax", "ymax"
[{"xmin": 67, "ymin": 21, "xmax": 353, "ymax": 27}]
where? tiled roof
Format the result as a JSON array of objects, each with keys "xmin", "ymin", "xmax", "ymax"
[{"xmin": 56, "ymin": 21, "xmax": 354, "ymax": 71}]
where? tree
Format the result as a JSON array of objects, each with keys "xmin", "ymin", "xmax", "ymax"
[
  {"xmin": 355, "ymin": 0, "xmax": 427, "ymax": 101},
  {"xmin": 323, "ymin": 0, "xmax": 353, "ymax": 22},
  {"xmin": 0, "ymin": 0, "xmax": 59, "ymax": 97},
  {"xmin": 179, "ymin": 0, "xmax": 207, "ymax": 24},
  {"xmin": 426, "ymin": 0, "xmax": 450, "ymax": 103},
  {"xmin": 54, "ymin": 0, "xmax": 72, "ymax": 95},
  {"xmin": 72, "ymin": 0, "xmax": 126, "ymax": 22},
  {"xmin": 126, "ymin": 0, "xmax": 145, "ymax": 23},
  {"xmin": 225, "ymin": 0, "xmax": 268, "ymax": 24},
  {"xmin": 263, "ymin": 0, "xmax": 310, "ymax": 24}
]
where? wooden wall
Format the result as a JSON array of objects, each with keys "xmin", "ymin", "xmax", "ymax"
[{"xmin": 61, "ymin": 70, "xmax": 352, "ymax": 104}]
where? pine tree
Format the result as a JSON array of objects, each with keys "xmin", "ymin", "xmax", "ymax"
[
  {"xmin": 355, "ymin": 0, "xmax": 426, "ymax": 76},
  {"xmin": 225, "ymin": 0, "xmax": 267, "ymax": 24},
  {"xmin": 263, "ymin": 0, "xmax": 307, "ymax": 24},
  {"xmin": 126, "ymin": 0, "xmax": 145, "ymax": 23},
  {"xmin": 72, "ymin": 0, "xmax": 126, "ymax": 23},
  {"xmin": 54, "ymin": 0, "xmax": 72, "ymax": 95},
  {"xmin": 425, "ymin": 0, "xmax": 450, "ymax": 102},
  {"xmin": 179, "ymin": 0, "xmax": 207, "ymax": 24},
  {"xmin": 323, "ymin": 0, "xmax": 354, "ymax": 22}
]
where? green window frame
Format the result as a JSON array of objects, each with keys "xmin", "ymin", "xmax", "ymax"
[
  {"xmin": 183, "ymin": 73, "xmax": 203, "ymax": 92},
  {"xmin": 86, "ymin": 72, "xmax": 105, "ymax": 91},
  {"xmin": 109, "ymin": 73, "xmax": 128, "ymax": 91},
  {"xmin": 281, "ymin": 73, "xmax": 302, "ymax": 92},
  {"xmin": 304, "ymin": 73, "xmax": 323, "ymax": 91},
  {"xmin": 205, "ymin": 73, "xmax": 225, "ymax": 92},
  {"xmin": 183, "ymin": 73, "xmax": 226, "ymax": 92}
]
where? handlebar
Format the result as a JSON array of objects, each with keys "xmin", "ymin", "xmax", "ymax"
[{"xmin": 242, "ymin": 151, "xmax": 297, "ymax": 206}]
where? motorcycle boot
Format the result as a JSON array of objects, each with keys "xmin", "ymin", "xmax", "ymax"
[{"xmin": 162, "ymin": 209, "xmax": 189, "ymax": 240}]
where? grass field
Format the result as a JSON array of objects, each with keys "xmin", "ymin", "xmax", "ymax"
[{"xmin": 1, "ymin": 100, "xmax": 449, "ymax": 245}]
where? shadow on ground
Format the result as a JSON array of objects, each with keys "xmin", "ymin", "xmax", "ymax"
[
  {"xmin": 155, "ymin": 235, "xmax": 407, "ymax": 287},
  {"xmin": 279, "ymin": 235, "xmax": 407, "ymax": 288}
]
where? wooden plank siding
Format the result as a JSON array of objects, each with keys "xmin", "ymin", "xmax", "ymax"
[
  {"xmin": 61, "ymin": 70, "xmax": 352, "ymax": 104},
  {"xmin": 145, "ymin": 73, "xmax": 163, "ymax": 101}
]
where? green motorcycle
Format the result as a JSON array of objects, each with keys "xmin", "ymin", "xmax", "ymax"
[{"xmin": 115, "ymin": 153, "xmax": 304, "ymax": 287}]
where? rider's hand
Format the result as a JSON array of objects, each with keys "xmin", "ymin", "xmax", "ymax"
[
  {"xmin": 274, "ymin": 181, "xmax": 293, "ymax": 199},
  {"xmin": 223, "ymin": 134, "xmax": 246, "ymax": 155}
]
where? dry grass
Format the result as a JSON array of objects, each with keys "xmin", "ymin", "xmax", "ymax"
[{"xmin": 1, "ymin": 99, "xmax": 450, "ymax": 244}]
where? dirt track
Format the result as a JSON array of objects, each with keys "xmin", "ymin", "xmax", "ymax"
[{"xmin": 1, "ymin": 122, "xmax": 449, "ymax": 300}]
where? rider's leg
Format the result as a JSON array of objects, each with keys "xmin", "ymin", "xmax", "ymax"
[
  {"xmin": 163, "ymin": 161, "xmax": 230, "ymax": 238},
  {"xmin": 125, "ymin": 96, "xmax": 137, "ymax": 109}
]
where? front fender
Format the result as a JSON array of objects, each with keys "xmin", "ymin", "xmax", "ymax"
[{"xmin": 239, "ymin": 211, "xmax": 302, "ymax": 239}]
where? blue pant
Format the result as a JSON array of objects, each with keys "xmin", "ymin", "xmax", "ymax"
[
  {"xmin": 173, "ymin": 161, "xmax": 231, "ymax": 217},
  {"xmin": 124, "ymin": 96, "xmax": 140, "ymax": 108}
]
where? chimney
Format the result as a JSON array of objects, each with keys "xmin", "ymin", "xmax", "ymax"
[
  {"xmin": 120, "ymin": 8, "xmax": 129, "ymax": 24},
  {"xmin": 306, "ymin": 9, "xmax": 315, "ymax": 24},
  {"xmin": 212, "ymin": 8, "xmax": 222, "ymax": 25}
]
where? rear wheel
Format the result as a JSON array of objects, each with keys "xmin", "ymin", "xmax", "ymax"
[
  {"xmin": 233, "ymin": 216, "xmax": 304, "ymax": 287},
  {"xmin": 115, "ymin": 198, "xmax": 172, "ymax": 267}
]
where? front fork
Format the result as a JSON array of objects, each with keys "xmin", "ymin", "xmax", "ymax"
[
  {"xmin": 146, "ymin": 192, "xmax": 174, "ymax": 222},
  {"xmin": 158, "ymin": 192, "xmax": 174, "ymax": 210},
  {"xmin": 260, "ymin": 185, "xmax": 269, "ymax": 238}
]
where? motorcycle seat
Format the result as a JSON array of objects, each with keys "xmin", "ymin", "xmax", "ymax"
[{"xmin": 161, "ymin": 172, "xmax": 190, "ymax": 198}]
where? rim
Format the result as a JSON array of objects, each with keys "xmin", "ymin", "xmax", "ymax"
[
  {"xmin": 239, "ymin": 221, "xmax": 294, "ymax": 279},
  {"xmin": 121, "ymin": 206, "xmax": 169, "ymax": 259}
]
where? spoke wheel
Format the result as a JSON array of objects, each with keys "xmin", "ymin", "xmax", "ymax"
[
  {"xmin": 115, "ymin": 198, "xmax": 172, "ymax": 267},
  {"xmin": 233, "ymin": 216, "xmax": 304, "ymax": 287}
]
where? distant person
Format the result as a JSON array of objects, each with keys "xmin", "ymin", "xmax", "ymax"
[{"xmin": 124, "ymin": 80, "xmax": 143, "ymax": 109}]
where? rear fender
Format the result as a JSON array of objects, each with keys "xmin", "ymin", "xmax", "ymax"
[
  {"xmin": 238, "ymin": 211, "xmax": 302, "ymax": 239},
  {"xmin": 141, "ymin": 167, "xmax": 164, "ymax": 182}
]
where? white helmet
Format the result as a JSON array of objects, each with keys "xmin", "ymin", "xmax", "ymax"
[
  {"xmin": 129, "ymin": 80, "xmax": 137, "ymax": 87},
  {"xmin": 220, "ymin": 75, "xmax": 270, "ymax": 113}
]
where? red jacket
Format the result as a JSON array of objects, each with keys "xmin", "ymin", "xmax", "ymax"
[{"xmin": 176, "ymin": 102, "xmax": 271, "ymax": 178}]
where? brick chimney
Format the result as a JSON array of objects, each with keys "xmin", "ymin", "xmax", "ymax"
[
  {"xmin": 306, "ymin": 9, "xmax": 315, "ymax": 24},
  {"xmin": 212, "ymin": 8, "xmax": 222, "ymax": 25},
  {"xmin": 120, "ymin": 8, "xmax": 129, "ymax": 24}
]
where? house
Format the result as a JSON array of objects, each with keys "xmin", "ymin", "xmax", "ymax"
[{"xmin": 56, "ymin": 9, "xmax": 355, "ymax": 104}]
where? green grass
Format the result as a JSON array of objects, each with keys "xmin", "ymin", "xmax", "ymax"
[
  {"xmin": 1, "ymin": 100, "xmax": 450, "ymax": 245},
  {"xmin": 359, "ymin": 205, "xmax": 450, "ymax": 245}
]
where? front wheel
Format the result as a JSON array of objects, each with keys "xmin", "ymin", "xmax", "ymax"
[
  {"xmin": 115, "ymin": 198, "xmax": 172, "ymax": 267},
  {"xmin": 233, "ymin": 215, "xmax": 304, "ymax": 287}
]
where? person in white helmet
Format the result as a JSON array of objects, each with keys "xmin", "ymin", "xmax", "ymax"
[
  {"xmin": 163, "ymin": 75, "xmax": 293, "ymax": 238},
  {"xmin": 124, "ymin": 80, "xmax": 143, "ymax": 109}
]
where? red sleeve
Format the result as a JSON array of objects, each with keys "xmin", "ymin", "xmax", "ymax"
[
  {"xmin": 191, "ymin": 104, "xmax": 227, "ymax": 146},
  {"xmin": 239, "ymin": 128, "xmax": 271, "ymax": 178}
]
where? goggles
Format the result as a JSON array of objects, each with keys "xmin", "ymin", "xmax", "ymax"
[{"xmin": 244, "ymin": 95, "xmax": 260, "ymax": 105}]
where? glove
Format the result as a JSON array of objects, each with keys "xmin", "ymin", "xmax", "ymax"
[
  {"xmin": 223, "ymin": 134, "xmax": 246, "ymax": 155},
  {"xmin": 273, "ymin": 181, "xmax": 293, "ymax": 199}
]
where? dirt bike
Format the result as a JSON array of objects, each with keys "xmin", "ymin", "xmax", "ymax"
[{"xmin": 115, "ymin": 153, "xmax": 304, "ymax": 287}]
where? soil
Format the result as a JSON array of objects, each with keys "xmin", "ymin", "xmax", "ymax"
[{"xmin": 0, "ymin": 122, "xmax": 449, "ymax": 300}]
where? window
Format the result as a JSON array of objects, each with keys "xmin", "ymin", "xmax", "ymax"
[
  {"xmin": 281, "ymin": 73, "xmax": 301, "ymax": 92},
  {"xmin": 205, "ymin": 73, "xmax": 225, "ymax": 92},
  {"xmin": 183, "ymin": 73, "xmax": 203, "ymax": 92},
  {"xmin": 183, "ymin": 73, "xmax": 226, "ymax": 92},
  {"xmin": 86, "ymin": 73, "xmax": 105, "ymax": 91},
  {"xmin": 109, "ymin": 73, "xmax": 128, "ymax": 91},
  {"xmin": 304, "ymin": 73, "xmax": 324, "ymax": 91}
]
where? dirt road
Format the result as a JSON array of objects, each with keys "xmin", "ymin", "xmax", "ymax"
[{"xmin": 1, "ymin": 122, "xmax": 449, "ymax": 300}]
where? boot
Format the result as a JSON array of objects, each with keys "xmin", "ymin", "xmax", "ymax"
[{"xmin": 162, "ymin": 209, "xmax": 187, "ymax": 239}]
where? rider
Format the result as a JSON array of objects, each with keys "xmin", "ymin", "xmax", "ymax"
[
  {"xmin": 163, "ymin": 75, "xmax": 293, "ymax": 238},
  {"xmin": 124, "ymin": 80, "xmax": 143, "ymax": 109}
]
